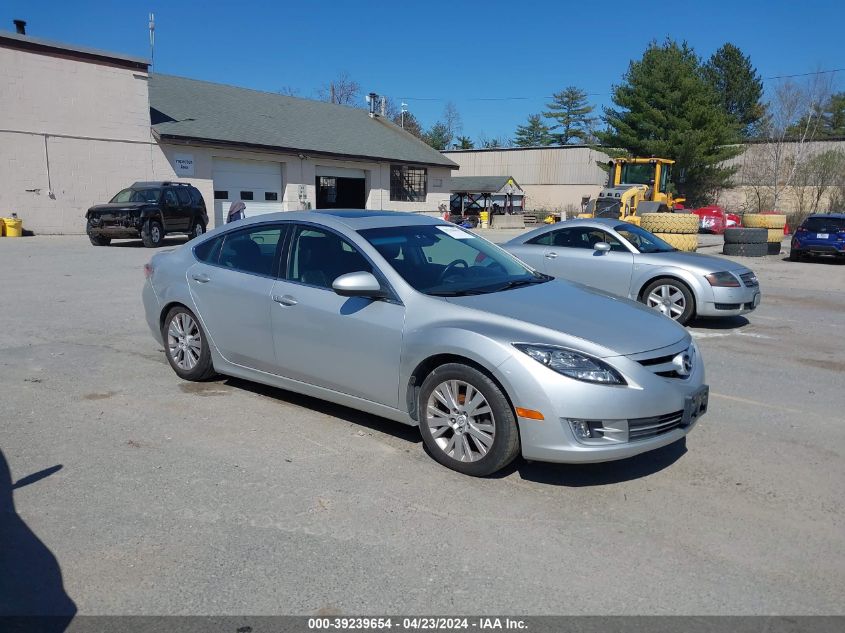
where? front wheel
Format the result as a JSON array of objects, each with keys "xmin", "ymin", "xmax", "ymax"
[
  {"xmin": 641, "ymin": 278, "xmax": 695, "ymax": 325},
  {"xmin": 86, "ymin": 221, "xmax": 111, "ymax": 246},
  {"xmin": 161, "ymin": 307, "xmax": 216, "ymax": 381},
  {"xmin": 142, "ymin": 219, "xmax": 164, "ymax": 248},
  {"xmin": 418, "ymin": 363, "xmax": 520, "ymax": 476}
]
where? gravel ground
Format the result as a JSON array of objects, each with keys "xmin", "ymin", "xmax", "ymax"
[{"xmin": 1, "ymin": 232, "xmax": 843, "ymax": 616}]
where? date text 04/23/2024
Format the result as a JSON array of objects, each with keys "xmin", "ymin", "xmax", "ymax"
[{"xmin": 307, "ymin": 617, "xmax": 527, "ymax": 630}]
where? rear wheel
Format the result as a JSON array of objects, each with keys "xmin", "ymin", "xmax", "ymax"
[
  {"xmin": 190, "ymin": 220, "xmax": 206, "ymax": 240},
  {"xmin": 418, "ymin": 363, "xmax": 519, "ymax": 476},
  {"xmin": 641, "ymin": 278, "xmax": 695, "ymax": 325},
  {"xmin": 142, "ymin": 219, "xmax": 164, "ymax": 248},
  {"xmin": 789, "ymin": 248, "xmax": 803, "ymax": 262},
  {"xmin": 161, "ymin": 307, "xmax": 216, "ymax": 381}
]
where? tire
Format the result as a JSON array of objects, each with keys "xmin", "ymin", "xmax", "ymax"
[
  {"xmin": 189, "ymin": 220, "xmax": 206, "ymax": 240},
  {"xmin": 577, "ymin": 213, "xmax": 593, "ymax": 218},
  {"xmin": 417, "ymin": 363, "xmax": 520, "ymax": 477},
  {"xmin": 722, "ymin": 242, "xmax": 768, "ymax": 257},
  {"xmin": 724, "ymin": 227, "xmax": 767, "ymax": 244},
  {"xmin": 141, "ymin": 219, "xmax": 164, "ymax": 248},
  {"xmin": 743, "ymin": 214, "xmax": 787, "ymax": 229},
  {"xmin": 653, "ymin": 232, "xmax": 698, "ymax": 252},
  {"xmin": 86, "ymin": 220, "xmax": 111, "ymax": 246},
  {"xmin": 640, "ymin": 213, "xmax": 699, "ymax": 234},
  {"xmin": 789, "ymin": 249, "xmax": 803, "ymax": 262},
  {"xmin": 161, "ymin": 306, "xmax": 216, "ymax": 381},
  {"xmin": 766, "ymin": 228, "xmax": 784, "ymax": 243},
  {"xmin": 767, "ymin": 241, "xmax": 782, "ymax": 255},
  {"xmin": 640, "ymin": 278, "xmax": 695, "ymax": 325}
]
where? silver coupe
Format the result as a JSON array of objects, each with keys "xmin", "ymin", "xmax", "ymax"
[
  {"xmin": 142, "ymin": 211, "xmax": 708, "ymax": 476},
  {"xmin": 504, "ymin": 218, "xmax": 761, "ymax": 325}
]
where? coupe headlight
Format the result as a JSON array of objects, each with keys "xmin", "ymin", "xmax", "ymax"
[
  {"xmin": 513, "ymin": 344, "xmax": 626, "ymax": 385},
  {"xmin": 705, "ymin": 271, "xmax": 740, "ymax": 287}
]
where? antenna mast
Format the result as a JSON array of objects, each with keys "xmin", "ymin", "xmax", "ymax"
[{"xmin": 148, "ymin": 12, "xmax": 155, "ymax": 70}]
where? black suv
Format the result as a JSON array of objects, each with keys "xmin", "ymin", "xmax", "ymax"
[{"xmin": 85, "ymin": 181, "xmax": 208, "ymax": 247}]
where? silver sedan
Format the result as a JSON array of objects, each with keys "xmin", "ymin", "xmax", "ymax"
[
  {"xmin": 142, "ymin": 211, "xmax": 708, "ymax": 476},
  {"xmin": 504, "ymin": 218, "xmax": 761, "ymax": 325}
]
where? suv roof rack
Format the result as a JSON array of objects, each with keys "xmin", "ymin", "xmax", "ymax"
[{"xmin": 131, "ymin": 181, "xmax": 192, "ymax": 188}]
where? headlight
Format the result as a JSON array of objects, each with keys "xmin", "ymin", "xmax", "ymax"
[
  {"xmin": 513, "ymin": 344, "xmax": 626, "ymax": 385},
  {"xmin": 705, "ymin": 271, "xmax": 740, "ymax": 287}
]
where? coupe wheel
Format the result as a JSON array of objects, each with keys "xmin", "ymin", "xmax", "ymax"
[
  {"xmin": 641, "ymin": 278, "xmax": 695, "ymax": 325},
  {"xmin": 162, "ymin": 307, "xmax": 215, "ymax": 381},
  {"xmin": 418, "ymin": 363, "xmax": 519, "ymax": 476},
  {"xmin": 142, "ymin": 219, "xmax": 164, "ymax": 248}
]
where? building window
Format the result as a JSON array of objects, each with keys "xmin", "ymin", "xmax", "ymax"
[
  {"xmin": 390, "ymin": 165, "xmax": 427, "ymax": 202},
  {"xmin": 214, "ymin": 190, "xmax": 229, "ymax": 200},
  {"xmin": 318, "ymin": 177, "xmax": 337, "ymax": 204},
  {"xmin": 265, "ymin": 192, "xmax": 279, "ymax": 201},
  {"xmin": 240, "ymin": 191, "xmax": 254, "ymax": 201}
]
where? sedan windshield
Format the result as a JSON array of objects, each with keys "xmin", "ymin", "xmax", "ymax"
[
  {"xmin": 110, "ymin": 188, "xmax": 161, "ymax": 204},
  {"xmin": 359, "ymin": 224, "xmax": 550, "ymax": 296},
  {"xmin": 615, "ymin": 223, "xmax": 676, "ymax": 253}
]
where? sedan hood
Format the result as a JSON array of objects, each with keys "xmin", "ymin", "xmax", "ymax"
[
  {"xmin": 645, "ymin": 250, "xmax": 748, "ymax": 272},
  {"xmin": 445, "ymin": 280, "xmax": 688, "ymax": 357}
]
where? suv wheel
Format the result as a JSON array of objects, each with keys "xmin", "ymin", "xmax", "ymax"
[
  {"xmin": 162, "ymin": 307, "xmax": 216, "ymax": 381},
  {"xmin": 190, "ymin": 221, "xmax": 206, "ymax": 240},
  {"xmin": 417, "ymin": 363, "xmax": 520, "ymax": 476},
  {"xmin": 142, "ymin": 219, "xmax": 164, "ymax": 248}
]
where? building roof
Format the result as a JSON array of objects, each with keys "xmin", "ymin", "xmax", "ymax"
[
  {"xmin": 450, "ymin": 176, "xmax": 523, "ymax": 194},
  {"xmin": 149, "ymin": 74, "xmax": 457, "ymax": 169},
  {"xmin": 0, "ymin": 30, "xmax": 148, "ymax": 69}
]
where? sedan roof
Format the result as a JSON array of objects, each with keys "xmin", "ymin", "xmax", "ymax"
[{"xmin": 224, "ymin": 209, "xmax": 445, "ymax": 232}]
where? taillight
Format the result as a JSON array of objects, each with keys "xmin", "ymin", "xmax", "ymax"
[{"xmin": 144, "ymin": 263, "xmax": 154, "ymax": 279}]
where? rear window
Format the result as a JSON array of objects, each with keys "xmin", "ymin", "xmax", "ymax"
[
  {"xmin": 194, "ymin": 236, "xmax": 223, "ymax": 264},
  {"xmin": 803, "ymin": 217, "xmax": 845, "ymax": 232}
]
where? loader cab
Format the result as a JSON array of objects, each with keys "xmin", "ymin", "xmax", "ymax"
[{"xmin": 612, "ymin": 159, "xmax": 674, "ymax": 202}]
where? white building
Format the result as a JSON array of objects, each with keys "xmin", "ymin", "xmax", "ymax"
[
  {"xmin": 443, "ymin": 146, "xmax": 611, "ymax": 213},
  {"xmin": 0, "ymin": 29, "xmax": 456, "ymax": 234}
]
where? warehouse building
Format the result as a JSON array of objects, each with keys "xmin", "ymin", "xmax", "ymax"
[
  {"xmin": 442, "ymin": 146, "xmax": 610, "ymax": 213},
  {"xmin": 0, "ymin": 29, "xmax": 456, "ymax": 234}
]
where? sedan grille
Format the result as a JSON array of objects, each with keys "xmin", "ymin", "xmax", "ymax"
[
  {"xmin": 740, "ymin": 272, "xmax": 758, "ymax": 287},
  {"xmin": 628, "ymin": 410, "xmax": 684, "ymax": 440},
  {"xmin": 636, "ymin": 349, "xmax": 692, "ymax": 380}
]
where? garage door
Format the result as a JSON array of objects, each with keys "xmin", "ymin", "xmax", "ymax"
[{"xmin": 212, "ymin": 158, "xmax": 284, "ymax": 225}]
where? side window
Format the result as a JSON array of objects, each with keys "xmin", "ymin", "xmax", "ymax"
[
  {"xmin": 194, "ymin": 235, "xmax": 223, "ymax": 264},
  {"xmin": 287, "ymin": 226, "xmax": 372, "ymax": 289},
  {"xmin": 189, "ymin": 187, "xmax": 205, "ymax": 207},
  {"xmin": 526, "ymin": 231, "xmax": 554, "ymax": 246},
  {"xmin": 175, "ymin": 187, "xmax": 191, "ymax": 206},
  {"xmin": 163, "ymin": 189, "xmax": 179, "ymax": 207},
  {"xmin": 602, "ymin": 231, "xmax": 627, "ymax": 252},
  {"xmin": 218, "ymin": 225, "xmax": 284, "ymax": 277}
]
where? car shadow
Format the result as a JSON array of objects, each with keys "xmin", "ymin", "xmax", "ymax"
[
  {"xmin": 498, "ymin": 438, "xmax": 687, "ymax": 486},
  {"xmin": 782, "ymin": 255, "xmax": 845, "ymax": 265},
  {"xmin": 221, "ymin": 377, "xmax": 422, "ymax": 444},
  {"xmin": 0, "ymin": 450, "xmax": 76, "ymax": 628},
  {"xmin": 688, "ymin": 315, "xmax": 749, "ymax": 329},
  {"xmin": 106, "ymin": 237, "xmax": 189, "ymax": 249}
]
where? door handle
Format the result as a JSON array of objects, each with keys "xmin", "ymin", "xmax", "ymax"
[
  {"xmin": 273, "ymin": 294, "xmax": 298, "ymax": 306},
  {"xmin": 191, "ymin": 272, "xmax": 211, "ymax": 283},
  {"xmin": 544, "ymin": 252, "xmax": 558, "ymax": 259}
]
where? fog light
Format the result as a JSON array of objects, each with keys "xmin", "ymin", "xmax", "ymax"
[{"xmin": 570, "ymin": 419, "xmax": 593, "ymax": 440}]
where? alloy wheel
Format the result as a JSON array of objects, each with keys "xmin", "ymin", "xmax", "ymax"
[
  {"xmin": 167, "ymin": 312, "xmax": 202, "ymax": 370},
  {"xmin": 194, "ymin": 224, "xmax": 204, "ymax": 238},
  {"xmin": 646, "ymin": 284, "xmax": 686, "ymax": 320},
  {"xmin": 426, "ymin": 380, "xmax": 495, "ymax": 462},
  {"xmin": 151, "ymin": 224, "xmax": 161, "ymax": 243}
]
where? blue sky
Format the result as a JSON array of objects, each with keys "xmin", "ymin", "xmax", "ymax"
[{"xmin": 5, "ymin": 0, "xmax": 843, "ymax": 141}]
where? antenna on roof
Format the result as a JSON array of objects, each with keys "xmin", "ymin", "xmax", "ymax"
[{"xmin": 148, "ymin": 12, "xmax": 155, "ymax": 70}]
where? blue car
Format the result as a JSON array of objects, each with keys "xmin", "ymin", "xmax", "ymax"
[{"xmin": 790, "ymin": 214, "xmax": 845, "ymax": 261}]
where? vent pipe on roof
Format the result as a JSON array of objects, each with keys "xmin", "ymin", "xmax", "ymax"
[
  {"xmin": 366, "ymin": 92, "xmax": 378, "ymax": 118},
  {"xmin": 13, "ymin": 19, "xmax": 27, "ymax": 35}
]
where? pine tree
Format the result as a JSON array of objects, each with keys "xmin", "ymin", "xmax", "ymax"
[
  {"xmin": 456, "ymin": 136, "xmax": 475, "ymax": 149},
  {"xmin": 544, "ymin": 87, "xmax": 597, "ymax": 144},
  {"xmin": 392, "ymin": 110, "xmax": 424, "ymax": 140},
  {"xmin": 514, "ymin": 114, "xmax": 554, "ymax": 147},
  {"xmin": 704, "ymin": 43, "xmax": 765, "ymax": 137},
  {"xmin": 423, "ymin": 122, "xmax": 452, "ymax": 150},
  {"xmin": 599, "ymin": 39, "xmax": 742, "ymax": 206}
]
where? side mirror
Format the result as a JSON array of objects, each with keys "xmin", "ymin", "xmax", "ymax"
[
  {"xmin": 594, "ymin": 242, "xmax": 611, "ymax": 253},
  {"xmin": 332, "ymin": 271, "xmax": 387, "ymax": 298}
]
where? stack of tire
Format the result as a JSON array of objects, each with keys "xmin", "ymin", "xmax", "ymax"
[
  {"xmin": 741, "ymin": 214, "xmax": 788, "ymax": 255},
  {"xmin": 639, "ymin": 213, "xmax": 699, "ymax": 252},
  {"xmin": 723, "ymin": 227, "xmax": 767, "ymax": 256}
]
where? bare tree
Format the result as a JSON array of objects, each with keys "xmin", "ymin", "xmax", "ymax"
[
  {"xmin": 318, "ymin": 72, "xmax": 361, "ymax": 106},
  {"xmin": 278, "ymin": 85, "xmax": 301, "ymax": 97},
  {"xmin": 442, "ymin": 101, "xmax": 463, "ymax": 141},
  {"xmin": 752, "ymin": 73, "xmax": 833, "ymax": 210}
]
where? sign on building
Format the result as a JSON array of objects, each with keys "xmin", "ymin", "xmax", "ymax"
[{"xmin": 173, "ymin": 153, "xmax": 195, "ymax": 176}]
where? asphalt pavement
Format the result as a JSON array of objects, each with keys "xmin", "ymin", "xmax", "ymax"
[{"xmin": 1, "ymin": 233, "xmax": 843, "ymax": 615}]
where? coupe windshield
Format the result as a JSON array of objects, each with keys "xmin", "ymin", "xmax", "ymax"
[
  {"xmin": 615, "ymin": 223, "xmax": 676, "ymax": 253},
  {"xmin": 110, "ymin": 188, "xmax": 161, "ymax": 204},
  {"xmin": 360, "ymin": 224, "xmax": 550, "ymax": 296}
]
